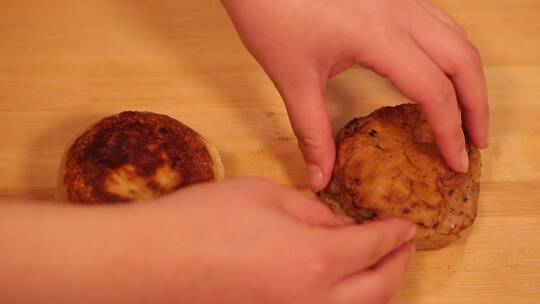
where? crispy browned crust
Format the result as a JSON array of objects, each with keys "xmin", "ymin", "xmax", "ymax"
[
  {"xmin": 320, "ymin": 104, "xmax": 481, "ymax": 250},
  {"xmin": 63, "ymin": 111, "xmax": 217, "ymax": 203}
]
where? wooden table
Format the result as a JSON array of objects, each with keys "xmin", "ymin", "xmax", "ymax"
[{"xmin": 1, "ymin": 1, "xmax": 539, "ymax": 303}]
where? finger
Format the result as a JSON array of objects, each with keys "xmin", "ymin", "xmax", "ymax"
[
  {"xmin": 253, "ymin": 179, "xmax": 353, "ymax": 227},
  {"xmin": 321, "ymin": 218, "xmax": 415, "ymax": 277},
  {"xmin": 277, "ymin": 193, "xmax": 354, "ymax": 227},
  {"xmin": 411, "ymin": 10, "xmax": 490, "ymax": 149},
  {"xmin": 367, "ymin": 36, "xmax": 469, "ymax": 172},
  {"xmin": 332, "ymin": 242, "xmax": 414, "ymax": 304},
  {"xmin": 419, "ymin": 0, "xmax": 466, "ymax": 35},
  {"xmin": 274, "ymin": 72, "xmax": 336, "ymax": 192}
]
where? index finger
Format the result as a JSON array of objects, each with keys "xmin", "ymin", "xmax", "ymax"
[
  {"xmin": 411, "ymin": 8, "xmax": 490, "ymax": 149},
  {"xmin": 331, "ymin": 242, "xmax": 414, "ymax": 304},
  {"xmin": 320, "ymin": 218, "xmax": 416, "ymax": 277},
  {"xmin": 369, "ymin": 36, "xmax": 469, "ymax": 172}
]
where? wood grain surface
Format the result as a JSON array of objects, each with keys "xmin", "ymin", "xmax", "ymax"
[{"xmin": 1, "ymin": 1, "xmax": 539, "ymax": 303}]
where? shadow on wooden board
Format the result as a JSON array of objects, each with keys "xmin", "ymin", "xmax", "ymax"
[
  {"xmin": 116, "ymin": 0, "xmax": 409, "ymax": 188},
  {"xmin": 113, "ymin": 0, "xmax": 306, "ymax": 187},
  {"xmin": 25, "ymin": 113, "xmax": 104, "ymax": 202}
]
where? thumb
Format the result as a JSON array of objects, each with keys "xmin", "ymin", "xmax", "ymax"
[
  {"xmin": 274, "ymin": 73, "xmax": 335, "ymax": 192},
  {"xmin": 266, "ymin": 182, "xmax": 354, "ymax": 227}
]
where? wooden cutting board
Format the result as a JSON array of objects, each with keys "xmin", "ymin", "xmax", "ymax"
[{"xmin": 1, "ymin": 1, "xmax": 539, "ymax": 303}]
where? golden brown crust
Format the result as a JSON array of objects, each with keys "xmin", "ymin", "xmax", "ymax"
[
  {"xmin": 320, "ymin": 104, "xmax": 481, "ymax": 250},
  {"xmin": 63, "ymin": 111, "xmax": 217, "ymax": 203}
]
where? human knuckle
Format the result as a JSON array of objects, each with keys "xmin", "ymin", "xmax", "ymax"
[
  {"xmin": 296, "ymin": 131, "xmax": 325, "ymax": 149},
  {"xmin": 430, "ymin": 81, "xmax": 456, "ymax": 106},
  {"xmin": 466, "ymin": 44, "xmax": 482, "ymax": 66}
]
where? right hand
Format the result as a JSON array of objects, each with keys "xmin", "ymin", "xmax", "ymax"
[
  {"xmin": 222, "ymin": 0, "xmax": 489, "ymax": 191},
  {"xmin": 136, "ymin": 178, "xmax": 416, "ymax": 304}
]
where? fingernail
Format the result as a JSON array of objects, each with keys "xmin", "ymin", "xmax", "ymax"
[
  {"xmin": 478, "ymin": 141, "xmax": 489, "ymax": 149},
  {"xmin": 410, "ymin": 243, "xmax": 416, "ymax": 257},
  {"xmin": 460, "ymin": 147, "xmax": 469, "ymax": 173},
  {"xmin": 406, "ymin": 225, "xmax": 417, "ymax": 241},
  {"xmin": 477, "ymin": 141, "xmax": 489, "ymax": 149},
  {"xmin": 480, "ymin": 128, "xmax": 490, "ymax": 149},
  {"xmin": 307, "ymin": 163, "xmax": 324, "ymax": 191}
]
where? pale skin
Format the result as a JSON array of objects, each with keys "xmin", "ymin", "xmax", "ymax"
[
  {"xmin": 1, "ymin": 1, "xmax": 489, "ymax": 303},
  {"xmin": 222, "ymin": 0, "xmax": 489, "ymax": 191},
  {"xmin": 1, "ymin": 179, "xmax": 415, "ymax": 304}
]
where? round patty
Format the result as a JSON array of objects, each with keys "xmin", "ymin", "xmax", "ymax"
[
  {"xmin": 320, "ymin": 104, "xmax": 481, "ymax": 250},
  {"xmin": 59, "ymin": 111, "xmax": 224, "ymax": 203}
]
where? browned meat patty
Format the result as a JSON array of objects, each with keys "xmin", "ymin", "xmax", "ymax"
[
  {"xmin": 320, "ymin": 104, "xmax": 481, "ymax": 250},
  {"xmin": 59, "ymin": 111, "xmax": 224, "ymax": 203}
]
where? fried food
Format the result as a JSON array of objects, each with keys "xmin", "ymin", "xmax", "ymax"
[
  {"xmin": 320, "ymin": 104, "xmax": 481, "ymax": 250},
  {"xmin": 59, "ymin": 111, "xmax": 224, "ymax": 203}
]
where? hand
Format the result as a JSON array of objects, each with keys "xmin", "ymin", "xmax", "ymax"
[
  {"xmin": 222, "ymin": 0, "xmax": 489, "ymax": 191},
  {"xmin": 0, "ymin": 178, "xmax": 416, "ymax": 304},
  {"xmin": 145, "ymin": 178, "xmax": 416, "ymax": 304}
]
